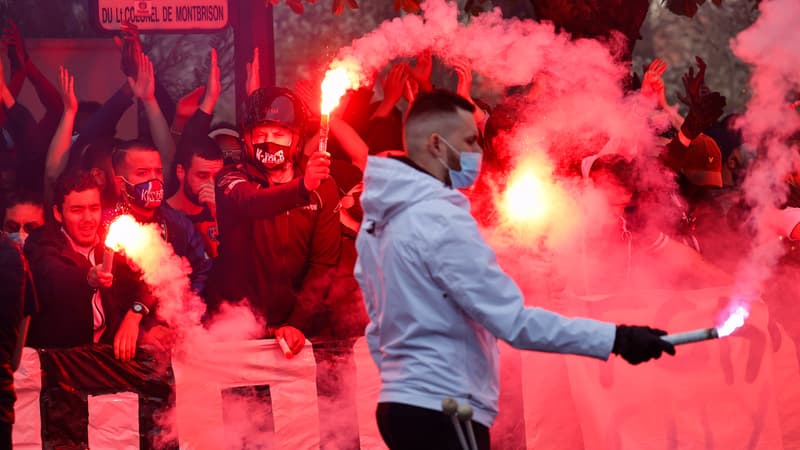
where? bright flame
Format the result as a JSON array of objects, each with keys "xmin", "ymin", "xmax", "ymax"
[
  {"xmin": 716, "ymin": 305, "xmax": 749, "ymax": 337},
  {"xmin": 503, "ymin": 169, "xmax": 550, "ymax": 224},
  {"xmin": 320, "ymin": 67, "xmax": 359, "ymax": 115},
  {"xmin": 105, "ymin": 215, "xmax": 147, "ymax": 255}
]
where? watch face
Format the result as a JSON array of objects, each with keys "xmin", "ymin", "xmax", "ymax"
[{"xmin": 133, "ymin": 304, "xmax": 144, "ymax": 313}]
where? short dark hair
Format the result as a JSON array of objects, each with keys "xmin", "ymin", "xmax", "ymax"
[
  {"xmin": 53, "ymin": 170, "xmax": 101, "ymax": 211},
  {"xmin": 176, "ymin": 136, "xmax": 224, "ymax": 170},
  {"xmin": 112, "ymin": 139, "xmax": 159, "ymax": 171},
  {"xmin": 4, "ymin": 191, "xmax": 43, "ymax": 212},
  {"xmin": 81, "ymin": 136, "xmax": 118, "ymax": 171},
  {"xmin": 406, "ymin": 90, "xmax": 476, "ymax": 124}
]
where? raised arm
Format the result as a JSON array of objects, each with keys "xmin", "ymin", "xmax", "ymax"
[
  {"xmin": 453, "ymin": 61, "xmax": 487, "ymax": 128},
  {"xmin": 128, "ymin": 50, "xmax": 176, "ymax": 180},
  {"xmin": 44, "ymin": 67, "xmax": 79, "ymax": 205},
  {"xmin": 3, "ymin": 20, "xmax": 27, "ymax": 97}
]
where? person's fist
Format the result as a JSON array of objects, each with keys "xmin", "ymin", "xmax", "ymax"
[
  {"xmin": 612, "ymin": 325, "xmax": 676, "ymax": 365},
  {"xmin": 198, "ymin": 180, "xmax": 216, "ymax": 206},
  {"xmin": 275, "ymin": 325, "xmax": 306, "ymax": 355},
  {"xmin": 114, "ymin": 310, "xmax": 142, "ymax": 362},
  {"xmin": 87, "ymin": 265, "xmax": 113, "ymax": 289},
  {"xmin": 303, "ymin": 151, "xmax": 331, "ymax": 191}
]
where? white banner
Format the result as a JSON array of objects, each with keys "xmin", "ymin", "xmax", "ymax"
[
  {"xmin": 94, "ymin": 0, "xmax": 229, "ymax": 32},
  {"xmin": 12, "ymin": 348, "xmax": 42, "ymax": 450},
  {"xmin": 88, "ymin": 392, "xmax": 140, "ymax": 449},
  {"xmin": 172, "ymin": 339, "xmax": 321, "ymax": 450}
]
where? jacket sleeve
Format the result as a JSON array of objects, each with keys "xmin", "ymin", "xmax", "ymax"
[
  {"xmin": 25, "ymin": 59, "xmax": 64, "ymax": 132},
  {"xmin": 24, "ymin": 239, "xmax": 93, "ymax": 320},
  {"xmin": 67, "ymin": 84, "xmax": 134, "ymax": 170},
  {"xmin": 0, "ymin": 240, "xmax": 26, "ymax": 330},
  {"xmin": 287, "ymin": 181, "xmax": 342, "ymax": 331},
  {"xmin": 424, "ymin": 207, "xmax": 616, "ymax": 360},
  {"xmin": 179, "ymin": 109, "xmax": 213, "ymax": 146},
  {"xmin": 5, "ymin": 103, "xmax": 36, "ymax": 153},
  {"xmin": 216, "ymin": 169, "xmax": 312, "ymax": 219}
]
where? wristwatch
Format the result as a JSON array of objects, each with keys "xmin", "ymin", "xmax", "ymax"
[{"xmin": 131, "ymin": 302, "xmax": 150, "ymax": 315}]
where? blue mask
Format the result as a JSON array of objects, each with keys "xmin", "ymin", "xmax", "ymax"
[{"xmin": 439, "ymin": 137, "xmax": 482, "ymax": 189}]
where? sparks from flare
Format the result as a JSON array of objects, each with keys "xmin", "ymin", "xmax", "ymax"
[{"xmin": 716, "ymin": 305, "xmax": 749, "ymax": 337}]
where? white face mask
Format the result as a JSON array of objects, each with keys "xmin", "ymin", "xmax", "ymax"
[
  {"xmin": 7, "ymin": 231, "xmax": 26, "ymax": 246},
  {"xmin": 438, "ymin": 137, "xmax": 482, "ymax": 189}
]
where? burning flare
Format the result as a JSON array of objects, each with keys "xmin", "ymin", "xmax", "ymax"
[
  {"xmin": 320, "ymin": 66, "xmax": 359, "ymax": 115},
  {"xmin": 716, "ymin": 305, "xmax": 749, "ymax": 337},
  {"xmin": 502, "ymin": 169, "xmax": 551, "ymax": 225},
  {"xmin": 105, "ymin": 215, "xmax": 146, "ymax": 255}
]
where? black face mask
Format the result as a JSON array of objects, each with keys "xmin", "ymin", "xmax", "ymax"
[{"xmin": 252, "ymin": 142, "xmax": 293, "ymax": 171}]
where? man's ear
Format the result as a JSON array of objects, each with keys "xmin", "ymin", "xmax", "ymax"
[
  {"xmin": 176, "ymin": 164, "xmax": 186, "ymax": 184},
  {"xmin": 52, "ymin": 205, "xmax": 63, "ymax": 224},
  {"xmin": 427, "ymin": 133, "xmax": 441, "ymax": 157},
  {"xmin": 115, "ymin": 176, "xmax": 127, "ymax": 195}
]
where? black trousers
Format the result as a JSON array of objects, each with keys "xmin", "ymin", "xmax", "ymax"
[
  {"xmin": 376, "ymin": 402, "xmax": 491, "ymax": 450},
  {"xmin": 0, "ymin": 421, "xmax": 10, "ymax": 450}
]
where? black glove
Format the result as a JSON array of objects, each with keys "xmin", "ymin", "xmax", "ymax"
[
  {"xmin": 681, "ymin": 90, "xmax": 726, "ymax": 140},
  {"xmin": 612, "ymin": 325, "xmax": 676, "ymax": 365},
  {"xmin": 676, "ymin": 57, "xmax": 726, "ymax": 140}
]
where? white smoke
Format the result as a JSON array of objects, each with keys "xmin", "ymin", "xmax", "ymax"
[{"xmin": 728, "ymin": 0, "xmax": 800, "ymax": 314}]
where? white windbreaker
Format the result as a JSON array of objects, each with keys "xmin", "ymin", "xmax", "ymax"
[{"xmin": 355, "ymin": 156, "xmax": 616, "ymax": 426}]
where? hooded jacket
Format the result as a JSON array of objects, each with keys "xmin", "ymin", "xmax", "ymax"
[
  {"xmin": 24, "ymin": 224, "xmax": 150, "ymax": 349},
  {"xmin": 355, "ymin": 156, "xmax": 616, "ymax": 427}
]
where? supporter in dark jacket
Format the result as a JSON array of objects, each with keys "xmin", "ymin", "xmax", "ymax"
[
  {"xmin": 0, "ymin": 232, "xmax": 37, "ymax": 449},
  {"xmin": 110, "ymin": 139, "xmax": 211, "ymax": 294},
  {"xmin": 206, "ymin": 87, "xmax": 340, "ymax": 348},
  {"xmin": 25, "ymin": 171, "xmax": 150, "ymax": 361}
]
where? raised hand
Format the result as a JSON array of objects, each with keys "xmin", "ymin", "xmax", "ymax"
[
  {"xmin": 672, "ymin": 57, "xmax": 725, "ymax": 140},
  {"xmin": 641, "ymin": 58, "xmax": 668, "ymax": 103},
  {"xmin": 383, "ymin": 63, "xmax": 410, "ymax": 108},
  {"xmin": 676, "ymin": 56, "xmax": 707, "ymax": 107},
  {"xmin": 246, "ymin": 47, "xmax": 260, "ymax": 96},
  {"xmin": 453, "ymin": 60, "xmax": 473, "ymax": 100},
  {"xmin": 2, "ymin": 20, "xmax": 28, "ymax": 68},
  {"xmin": 681, "ymin": 90, "xmax": 726, "ymax": 140},
  {"xmin": 409, "ymin": 50, "xmax": 433, "ymax": 91},
  {"xmin": 115, "ymin": 21, "xmax": 143, "ymax": 78},
  {"xmin": 176, "ymin": 86, "xmax": 206, "ymax": 119},
  {"xmin": 200, "ymin": 48, "xmax": 221, "ymax": 114},
  {"xmin": 127, "ymin": 50, "xmax": 155, "ymax": 102},
  {"xmin": 58, "ymin": 66, "xmax": 78, "ymax": 113}
]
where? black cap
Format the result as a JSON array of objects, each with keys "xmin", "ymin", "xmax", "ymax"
[{"xmin": 240, "ymin": 87, "xmax": 308, "ymax": 133}]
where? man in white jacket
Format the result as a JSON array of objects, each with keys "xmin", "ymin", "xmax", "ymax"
[{"xmin": 355, "ymin": 91, "xmax": 675, "ymax": 450}]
